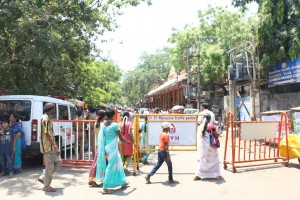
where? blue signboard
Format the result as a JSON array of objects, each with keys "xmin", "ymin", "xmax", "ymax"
[{"xmin": 268, "ymin": 58, "xmax": 300, "ymax": 88}]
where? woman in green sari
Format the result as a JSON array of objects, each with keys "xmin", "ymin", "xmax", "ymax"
[{"xmin": 96, "ymin": 108, "xmax": 130, "ymax": 194}]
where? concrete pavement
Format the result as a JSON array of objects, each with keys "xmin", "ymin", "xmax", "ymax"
[{"xmin": 1, "ymin": 136, "xmax": 300, "ymax": 200}]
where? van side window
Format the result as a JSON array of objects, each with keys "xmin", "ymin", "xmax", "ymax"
[
  {"xmin": 43, "ymin": 102, "xmax": 57, "ymax": 119},
  {"xmin": 70, "ymin": 107, "xmax": 77, "ymax": 120},
  {"xmin": 0, "ymin": 100, "xmax": 31, "ymax": 121},
  {"xmin": 58, "ymin": 105, "xmax": 69, "ymax": 120}
]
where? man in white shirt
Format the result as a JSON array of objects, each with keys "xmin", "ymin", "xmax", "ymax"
[{"xmin": 198, "ymin": 103, "xmax": 215, "ymax": 125}]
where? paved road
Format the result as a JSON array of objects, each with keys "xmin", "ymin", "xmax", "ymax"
[{"xmin": 1, "ymin": 136, "xmax": 300, "ymax": 200}]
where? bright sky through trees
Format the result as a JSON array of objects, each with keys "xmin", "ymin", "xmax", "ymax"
[{"xmin": 100, "ymin": 0, "xmax": 258, "ymax": 72}]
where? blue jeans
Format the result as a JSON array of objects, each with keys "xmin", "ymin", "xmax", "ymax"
[
  {"xmin": 147, "ymin": 150, "xmax": 173, "ymax": 181},
  {"xmin": 0, "ymin": 153, "xmax": 13, "ymax": 175}
]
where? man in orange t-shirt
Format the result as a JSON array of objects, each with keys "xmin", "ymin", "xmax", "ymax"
[{"xmin": 145, "ymin": 122, "xmax": 179, "ymax": 184}]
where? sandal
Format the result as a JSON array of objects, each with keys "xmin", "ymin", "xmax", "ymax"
[
  {"xmin": 215, "ymin": 176, "xmax": 224, "ymax": 180},
  {"xmin": 166, "ymin": 180, "xmax": 179, "ymax": 184},
  {"xmin": 121, "ymin": 183, "xmax": 129, "ymax": 189},
  {"xmin": 89, "ymin": 181, "xmax": 102, "ymax": 187},
  {"xmin": 124, "ymin": 168, "xmax": 130, "ymax": 176},
  {"xmin": 38, "ymin": 178, "xmax": 44, "ymax": 184},
  {"xmin": 0, "ymin": 173, "xmax": 3, "ymax": 177},
  {"xmin": 43, "ymin": 187, "xmax": 57, "ymax": 192},
  {"xmin": 193, "ymin": 176, "xmax": 201, "ymax": 181},
  {"xmin": 102, "ymin": 189, "xmax": 113, "ymax": 194},
  {"xmin": 8, "ymin": 173, "xmax": 14, "ymax": 178}
]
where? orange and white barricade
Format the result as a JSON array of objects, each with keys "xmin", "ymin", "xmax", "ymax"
[
  {"xmin": 54, "ymin": 109, "xmax": 121, "ymax": 168},
  {"xmin": 52, "ymin": 119, "xmax": 96, "ymax": 168},
  {"xmin": 223, "ymin": 112, "xmax": 290, "ymax": 173}
]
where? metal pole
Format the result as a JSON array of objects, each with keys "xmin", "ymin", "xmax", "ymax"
[
  {"xmin": 196, "ymin": 40, "xmax": 201, "ymax": 110},
  {"xmin": 229, "ymin": 54, "xmax": 236, "ymax": 119},
  {"xmin": 186, "ymin": 49, "xmax": 190, "ymax": 105}
]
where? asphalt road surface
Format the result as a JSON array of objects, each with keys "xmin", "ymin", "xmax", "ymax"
[{"xmin": 1, "ymin": 137, "xmax": 300, "ymax": 200}]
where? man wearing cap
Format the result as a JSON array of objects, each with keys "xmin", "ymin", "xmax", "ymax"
[
  {"xmin": 145, "ymin": 122, "xmax": 178, "ymax": 184},
  {"xmin": 39, "ymin": 103, "xmax": 61, "ymax": 192}
]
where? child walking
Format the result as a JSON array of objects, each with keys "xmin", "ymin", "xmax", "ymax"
[{"xmin": 0, "ymin": 116, "xmax": 14, "ymax": 178}]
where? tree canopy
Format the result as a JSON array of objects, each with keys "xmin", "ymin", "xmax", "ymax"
[
  {"xmin": 0, "ymin": 0, "xmax": 150, "ymax": 105},
  {"xmin": 122, "ymin": 48, "xmax": 171, "ymax": 106},
  {"xmin": 232, "ymin": 0, "xmax": 300, "ymax": 78},
  {"xmin": 168, "ymin": 7, "xmax": 257, "ymax": 93}
]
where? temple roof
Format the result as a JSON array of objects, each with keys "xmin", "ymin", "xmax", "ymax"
[{"xmin": 145, "ymin": 72, "xmax": 187, "ymax": 96}]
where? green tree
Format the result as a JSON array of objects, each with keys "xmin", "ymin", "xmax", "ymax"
[
  {"xmin": 168, "ymin": 7, "xmax": 257, "ymax": 93},
  {"xmin": 0, "ymin": 0, "xmax": 151, "ymax": 97},
  {"xmin": 122, "ymin": 49, "xmax": 171, "ymax": 106},
  {"xmin": 77, "ymin": 60, "xmax": 122, "ymax": 106},
  {"xmin": 232, "ymin": 0, "xmax": 262, "ymax": 10},
  {"xmin": 232, "ymin": 0, "xmax": 300, "ymax": 77}
]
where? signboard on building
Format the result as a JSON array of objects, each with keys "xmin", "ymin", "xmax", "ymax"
[{"xmin": 268, "ymin": 58, "xmax": 300, "ymax": 88}]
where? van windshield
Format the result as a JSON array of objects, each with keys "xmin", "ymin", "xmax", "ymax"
[{"xmin": 0, "ymin": 100, "xmax": 31, "ymax": 121}]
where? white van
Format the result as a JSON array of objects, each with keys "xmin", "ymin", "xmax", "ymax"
[{"xmin": 0, "ymin": 95, "xmax": 77, "ymax": 158}]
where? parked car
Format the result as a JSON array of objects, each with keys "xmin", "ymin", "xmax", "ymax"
[
  {"xmin": 0, "ymin": 95, "xmax": 77, "ymax": 158},
  {"xmin": 171, "ymin": 105, "xmax": 185, "ymax": 113},
  {"xmin": 139, "ymin": 108, "xmax": 149, "ymax": 114},
  {"xmin": 183, "ymin": 108, "xmax": 199, "ymax": 114}
]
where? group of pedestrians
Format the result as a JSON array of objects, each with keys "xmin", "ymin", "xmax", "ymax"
[
  {"xmin": 0, "ymin": 113, "xmax": 26, "ymax": 178},
  {"xmin": 144, "ymin": 112, "xmax": 223, "ymax": 184},
  {"xmin": 34, "ymin": 102, "xmax": 223, "ymax": 194},
  {"xmin": 143, "ymin": 103, "xmax": 223, "ymax": 182},
  {"xmin": 38, "ymin": 104, "xmax": 134, "ymax": 194}
]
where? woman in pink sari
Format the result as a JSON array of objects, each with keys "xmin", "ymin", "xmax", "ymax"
[{"xmin": 119, "ymin": 111, "xmax": 133, "ymax": 176}]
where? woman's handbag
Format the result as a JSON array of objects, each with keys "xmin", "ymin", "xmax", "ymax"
[
  {"xmin": 209, "ymin": 133, "xmax": 220, "ymax": 149},
  {"xmin": 208, "ymin": 124, "xmax": 220, "ymax": 149}
]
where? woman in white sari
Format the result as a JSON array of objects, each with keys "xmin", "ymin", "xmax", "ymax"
[{"xmin": 194, "ymin": 113, "xmax": 223, "ymax": 181}]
